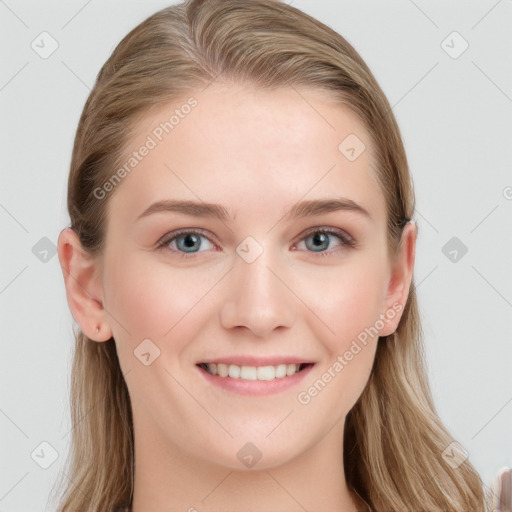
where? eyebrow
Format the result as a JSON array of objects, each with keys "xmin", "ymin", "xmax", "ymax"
[{"xmin": 136, "ymin": 197, "xmax": 372, "ymax": 222}]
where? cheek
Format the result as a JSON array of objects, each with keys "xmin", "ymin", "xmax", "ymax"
[
  {"xmin": 293, "ymin": 262, "xmax": 385, "ymax": 412},
  {"xmin": 294, "ymin": 263, "xmax": 384, "ymax": 416},
  {"xmin": 103, "ymin": 253, "xmax": 219, "ymax": 353},
  {"xmin": 301, "ymin": 256, "xmax": 388, "ymax": 354}
]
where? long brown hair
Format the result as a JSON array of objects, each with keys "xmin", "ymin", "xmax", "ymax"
[{"xmin": 51, "ymin": 1, "xmax": 494, "ymax": 510}]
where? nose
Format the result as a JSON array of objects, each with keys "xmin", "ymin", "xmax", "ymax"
[{"xmin": 219, "ymin": 247, "xmax": 296, "ymax": 338}]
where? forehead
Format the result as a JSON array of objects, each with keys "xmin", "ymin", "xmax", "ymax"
[{"xmin": 106, "ymin": 83, "xmax": 385, "ymax": 227}]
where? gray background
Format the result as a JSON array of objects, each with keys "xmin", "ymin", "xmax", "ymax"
[{"xmin": 1, "ymin": 0, "xmax": 511, "ymax": 510}]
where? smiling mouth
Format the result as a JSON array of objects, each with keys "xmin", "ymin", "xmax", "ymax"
[{"xmin": 197, "ymin": 362, "xmax": 314, "ymax": 381}]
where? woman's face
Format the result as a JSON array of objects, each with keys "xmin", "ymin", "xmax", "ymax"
[{"xmin": 94, "ymin": 83, "xmax": 414, "ymax": 469}]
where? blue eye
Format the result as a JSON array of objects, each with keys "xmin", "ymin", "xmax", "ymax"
[
  {"xmin": 156, "ymin": 227, "xmax": 356, "ymax": 259},
  {"xmin": 157, "ymin": 229, "xmax": 215, "ymax": 256},
  {"xmin": 293, "ymin": 228, "xmax": 356, "ymax": 256}
]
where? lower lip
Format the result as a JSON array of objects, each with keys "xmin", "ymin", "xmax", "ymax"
[{"xmin": 197, "ymin": 364, "xmax": 315, "ymax": 396}]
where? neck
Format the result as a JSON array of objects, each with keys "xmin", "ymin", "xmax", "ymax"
[{"xmin": 130, "ymin": 415, "xmax": 363, "ymax": 512}]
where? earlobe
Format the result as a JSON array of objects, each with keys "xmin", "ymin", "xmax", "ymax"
[
  {"xmin": 380, "ymin": 221, "xmax": 417, "ymax": 336},
  {"xmin": 57, "ymin": 227, "xmax": 113, "ymax": 342}
]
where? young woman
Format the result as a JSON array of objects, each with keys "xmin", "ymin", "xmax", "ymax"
[{"xmin": 53, "ymin": 0, "xmax": 494, "ymax": 510}]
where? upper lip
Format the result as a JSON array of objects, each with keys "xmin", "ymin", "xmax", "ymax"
[{"xmin": 197, "ymin": 356, "xmax": 315, "ymax": 366}]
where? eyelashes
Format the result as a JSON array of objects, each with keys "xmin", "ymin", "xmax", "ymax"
[
  {"xmin": 292, "ymin": 227, "xmax": 357, "ymax": 256},
  {"xmin": 156, "ymin": 226, "xmax": 357, "ymax": 259},
  {"xmin": 156, "ymin": 229, "xmax": 216, "ymax": 258}
]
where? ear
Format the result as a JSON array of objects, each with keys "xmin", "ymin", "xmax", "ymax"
[
  {"xmin": 379, "ymin": 221, "xmax": 417, "ymax": 336},
  {"xmin": 57, "ymin": 227, "xmax": 113, "ymax": 342}
]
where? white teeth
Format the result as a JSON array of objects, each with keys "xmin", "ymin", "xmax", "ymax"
[
  {"xmin": 286, "ymin": 363, "xmax": 297, "ymax": 376},
  {"xmin": 275, "ymin": 364, "xmax": 287, "ymax": 378},
  {"xmin": 203, "ymin": 362, "xmax": 303, "ymax": 380},
  {"xmin": 217, "ymin": 363, "xmax": 228, "ymax": 377},
  {"xmin": 257, "ymin": 366, "xmax": 275, "ymax": 381},
  {"xmin": 228, "ymin": 364, "xmax": 240, "ymax": 378},
  {"xmin": 240, "ymin": 366, "xmax": 257, "ymax": 380}
]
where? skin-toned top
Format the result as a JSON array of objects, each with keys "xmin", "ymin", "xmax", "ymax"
[
  {"xmin": 114, "ymin": 505, "xmax": 372, "ymax": 512},
  {"xmin": 114, "ymin": 488, "xmax": 373, "ymax": 512}
]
